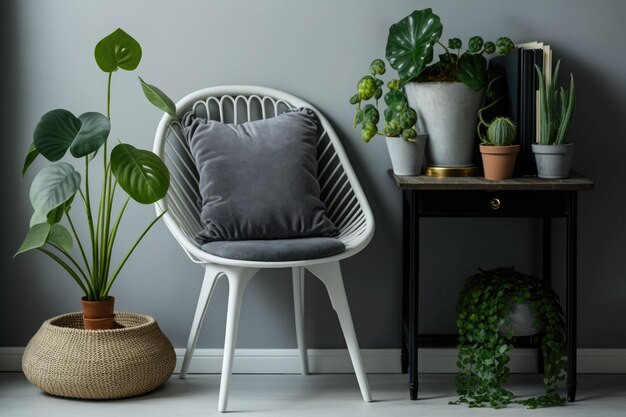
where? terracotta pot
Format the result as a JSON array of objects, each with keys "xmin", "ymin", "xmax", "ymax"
[
  {"xmin": 480, "ymin": 145, "xmax": 520, "ymax": 180},
  {"xmin": 81, "ymin": 296, "xmax": 115, "ymax": 330}
]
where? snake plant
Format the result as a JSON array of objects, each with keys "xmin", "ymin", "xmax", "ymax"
[{"xmin": 536, "ymin": 60, "xmax": 576, "ymax": 145}]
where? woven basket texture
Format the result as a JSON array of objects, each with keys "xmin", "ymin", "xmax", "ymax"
[{"xmin": 22, "ymin": 312, "xmax": 176, "ymax": 400}]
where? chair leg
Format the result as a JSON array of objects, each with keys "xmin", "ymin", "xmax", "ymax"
[
  {"xmin": 218, "ymin": 267, "xmax": 258, "ymax": 413},
  {"xmin": 292, "ymin": 266, "xmax": 309, "ymax": 375},
  {"xmin": 306, "ymin": 262, "xmax": 372, "ymax": 402},
  {"xmin": 180, "ymin": 264, "xmax": 221, "ymax": 379}
]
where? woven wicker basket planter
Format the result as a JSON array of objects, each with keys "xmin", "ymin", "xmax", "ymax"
[{"xmin": 22, "ymin": 312, "xmax": 176, "ymax": 400}]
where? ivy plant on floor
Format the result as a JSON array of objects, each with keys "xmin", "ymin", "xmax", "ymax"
[{"xmin": 452, "ymin": 267, "xmax": 566, "ymax": 409}]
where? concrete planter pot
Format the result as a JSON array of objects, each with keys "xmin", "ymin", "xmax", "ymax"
[
  {"xmin": 386, "ymin": 135, "xmax": 427, "ymax": 176},
  {"xmin": 532, "ymin": 143, "xmax": 575, "ymax": 179},
  {"xmin": 480, "ymin": 145, "xmax": 520, "ymax": 181},
  {"xmin": 405, "ymin": 82, "xmax": 483, "ymax": 167}
]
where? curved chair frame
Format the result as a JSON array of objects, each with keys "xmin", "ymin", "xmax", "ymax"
[{"xmin": 153, "ymin": 86, "xmax": 374, "ymax": 412}]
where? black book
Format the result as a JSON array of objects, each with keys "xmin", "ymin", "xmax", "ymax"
[
  {"xmin": 488, "ymin": 49, "xmax": 521, "ymax": 134},
  {"xmin": 520, "ymin": 48, "xmax": 535, "ymax": 176},
  {"xmin": 489, "ymin": 46, "xmax": 546, "ymax": 177}
]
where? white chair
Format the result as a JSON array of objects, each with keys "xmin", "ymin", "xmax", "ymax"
[{"xmin": 153, "ymin": 86, "xmax": 374, "ymax": 412}]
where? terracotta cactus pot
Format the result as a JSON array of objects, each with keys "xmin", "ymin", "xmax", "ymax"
[{"xmin": 480, "ymin": 145, "xmax": 520, "ymax": 181}]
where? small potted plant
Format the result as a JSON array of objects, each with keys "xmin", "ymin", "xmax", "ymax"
[
  {"xmin": 532, "ymin": 60, "xmax": 576, "ymax": 179},
  {"xmin": 384, "ymin": 8, "xmax": 514, "ymax": 169},
  {"xmin": 16, "ymin": 29, "xmax": 176, "ymax": 330},
  {"xmin": 453, "ymin": 267, "xmax": 566, "ymax": 409},
  {"xmin": 349, "ymin": 59, "xmax": 427, "ymax": 176},
  {"xmin": 477, "ymin": 77, "xmax": 519, "ymax": 180}
]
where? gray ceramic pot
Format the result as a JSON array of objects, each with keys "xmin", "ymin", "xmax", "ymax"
[
  {"xmin": 386, "ymin": 135, "xmax": 427, "ymax": 176},
  {"xmin": 501, "ymin": 302, "xmax": 540, "ymax": 337},
  {"xmin": 404, "ymin": 82, "xmax": 483, "ymax": 167},
  {"xmin": 532, "ymin": 143, "xmax": 575, "ymax": 179}
]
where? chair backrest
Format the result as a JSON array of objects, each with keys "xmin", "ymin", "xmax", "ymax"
[{"xmin": 153, "ymin": 86, "xmax": 374, "ymax": 263}]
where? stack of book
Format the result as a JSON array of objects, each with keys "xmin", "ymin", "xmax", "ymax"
[{"xmin": 489, "ymin": 42, "xmax": 552, "ymax": 176}]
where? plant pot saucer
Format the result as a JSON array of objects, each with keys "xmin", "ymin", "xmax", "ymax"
[{"xmin": 425, "ymin": 165, "xmax": 481, "ymax": 177}]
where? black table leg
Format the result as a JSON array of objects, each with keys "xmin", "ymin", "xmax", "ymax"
[
  {"xmin": 538, "ymin": 217, "xmax": 552, "ymax": 374},
  {"xmin": 401, "ymin": 191, "xmax": 409, "ymax": 374},
  {"xmin": 566, "ymin": 192, "xmax": 578, "ymax": 402},
  {"xmin": 409, "ymin": 191, "xmax": 419, "ymax": 400},
  {"xmin": 543, "ymin": 216, "xmax": 552, "ymax": 284}
]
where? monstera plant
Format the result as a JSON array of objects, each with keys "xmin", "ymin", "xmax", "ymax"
[{"xmin": 16, "ymin": 29, "xmax": 176, "ymax": 330}]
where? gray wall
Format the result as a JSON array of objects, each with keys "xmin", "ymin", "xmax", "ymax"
[{"xmin": 2, "ymin": 0, "xmax": 625, "ymax": 349}]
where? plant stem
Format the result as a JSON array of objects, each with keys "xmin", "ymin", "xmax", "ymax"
[
  {"xmin": 65, "ymin": 211, "xmax": 92, "ymax": 277},
  {"xmin": 437, "ymin": 40, "xmax": 451, "ymax": 56},
  {"xmin": 83, "ymin": 157, "xmax": 98, "ymax": 295},
  {"xmin": 97, "ymin": 168, "xmax": 108, "ymax": 286},
  {"xmin": 97, "ymin": 71, "xmax": 114, "ymax": 296},
  {"xmin": 48, "ymin": 242, "xmax": 92, "ymax": 293},
  {"xmin": 107, "ymin": 72, "xmax": 112, "ymax": 119},
  {"xmin": 103, "ymin": 211, "xmax": 166, "ymax": 297},
  {"xmin": 102, "ymin": 182, "xmax": 122, "ymax": 283},
  {"xmin": 37, "ymin": 248, "xmax": 89, "ymax": 297}
]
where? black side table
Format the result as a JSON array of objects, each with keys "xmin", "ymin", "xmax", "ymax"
[{"xmin": 389, "ymin": 171, "xmax": 594, "ymax": 402}]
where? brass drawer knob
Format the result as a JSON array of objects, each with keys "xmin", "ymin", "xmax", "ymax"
[{"xmin": 490, "ymin": 197, "xmax": 501, "ymax": 210}]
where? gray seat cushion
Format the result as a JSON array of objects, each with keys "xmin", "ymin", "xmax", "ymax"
[
  {"xmin": 182, "ymin": 108, "xmax": 338, "ymax": 245},
  {"xmin": 201, "ymin": 238, "xmax": 346, "ymax": 262}
]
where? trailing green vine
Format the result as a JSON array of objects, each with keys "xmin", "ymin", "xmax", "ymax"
[{"xmin": 452, "ymin": 267, "xmax": 566, "ymax": 409}]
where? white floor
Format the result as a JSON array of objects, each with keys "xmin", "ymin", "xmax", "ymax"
[{"xmin": 1, "ymin": 373, "xmax": 625, "ymax": 417}]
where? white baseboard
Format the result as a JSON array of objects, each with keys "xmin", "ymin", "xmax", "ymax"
[{"xmin": 2, "ymin": 347, "xmax": 625, "ymax": 374}]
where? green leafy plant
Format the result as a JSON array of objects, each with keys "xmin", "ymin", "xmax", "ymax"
[
  {"xmin": 453, "ymin": 267, "xmax": 566, "ymax": 409},
  {"xmin": 536, "ymin": 60, "xmax": 576, "ymax": 145},
  {"xmin": 16, "ymin": 28, "xmax": 177, "ymax": 301},
  {"xmin": 349, "ymin": 59, "xmax": 418, "ymax": 142},
  {"xmin": 477, "ymin": 76, "xmax": 517, "ymax": 146},
  {"xmin": 385, "ymin": 8, "xmax": 515, "ymax": 90}
]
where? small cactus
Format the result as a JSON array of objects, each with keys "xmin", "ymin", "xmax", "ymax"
[{"xmin": 487, "ymin": 117, "xmax": 517, "ymax": 146}]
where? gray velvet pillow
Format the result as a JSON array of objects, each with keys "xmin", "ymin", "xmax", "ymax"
[{"xmin": 182, "ymin": 108, "xmax": 338, "ymax": 244}]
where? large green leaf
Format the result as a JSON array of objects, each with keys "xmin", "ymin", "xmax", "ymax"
[
  {"xmin": 111, "ymin": 144, "xmax": 170, "ymax": 204},
  {"xmin": 33, "ymin": 110, "xmax": 110, "ymax": 161},
  {"xmin": 47, "ymin": 224, "xmax": 73, "ymax": 253},
  {"xmin": 15, "ymin": 223, "xmax": 51, "ymax": 256},
  {"xmin": 33, "ymin": 109, "xmax": 81, "ymax": 161},
  {"xmin": 139, "ymin": 77, "xmax": 177, "ymax": 117},
  {"xmin": 22, "ymin": 142, "xmax": 40, "ymax": 177},
  {"xmin": 94, "ymin": 28, "xmax": 142, "ymax": 72},
  {"xmin": 29, "ymin": 163, "xmax": 81, "ymax": 217},
  {"xmin": 70, "ymin": 112, "xmax": 111, "ymax": 157},
  {"xmin": 458, "ymin": 53, "xmax": 488, "ymax": 91},
  {"xmin": 385, "ymin": 8, "xmax": 443, "ymax": 85},
  {"xmin": 35, "ymin": 194, "xmax": 75, "ymax": 227}
]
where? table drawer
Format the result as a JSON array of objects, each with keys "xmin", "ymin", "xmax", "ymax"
[{"xmin": 417, "ymin": 190, "xmax": 568, "ymax": 216}]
